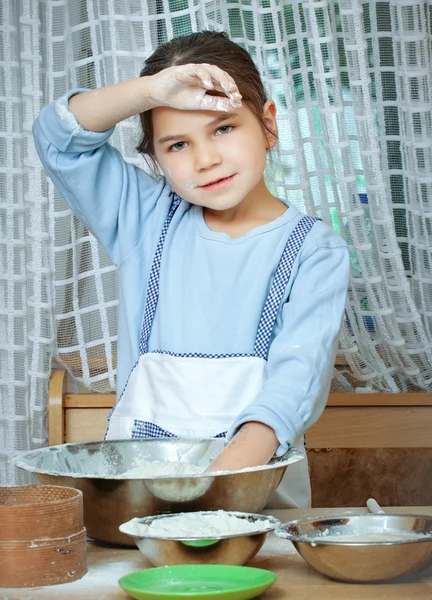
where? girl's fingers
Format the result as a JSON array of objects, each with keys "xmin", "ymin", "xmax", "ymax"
[
  {"xmin": 205, "ymin": 65, "xmax": 242, "ymax": 104},
  {"xmin": 180, "ymin": 64, "xmax": 242, "ymax": 108},
  {"xmin": 181, "ymin": 65, "xmax": 214, "ymax": 89},
  {"xmin": 200, "ymin": 94, "xmax": 233, "ymax": 112}
]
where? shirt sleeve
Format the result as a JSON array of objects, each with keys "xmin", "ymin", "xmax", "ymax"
[
  {"xmin": 32, "ymin": 89, "xmax": 170, "ymax": 266},
  {"xmin": 227, "ymin": 241, "xmax": 350, "ymax": 456}
]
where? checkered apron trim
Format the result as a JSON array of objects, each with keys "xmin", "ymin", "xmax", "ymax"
[
  {"xmin": 138, "ymin": 193, "xmax": 319, "ymax": 359},
  {"xmin": 254, "ymin": 214, "xmax": 319, "ymax": 359},
  {"xmin": 131, "ymin": 420, "xmax": 227, "ymax": 440}
]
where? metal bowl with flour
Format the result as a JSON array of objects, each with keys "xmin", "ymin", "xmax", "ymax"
[
  {"xmin": 276, "ymin": 513, "xmax": 432, "ymax": 582},
  {"xmin": 119, "ymin": 510, "xmax": 280, "ymax": 566},
  {"xmin": 15, "ymin": 438, "xmax": 303, "ymax": 545}
]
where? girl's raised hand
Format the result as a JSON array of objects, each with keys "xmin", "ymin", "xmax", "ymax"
[{"xmin": 148, "ymin": 63, "xmax": 243, "ymax": 112}]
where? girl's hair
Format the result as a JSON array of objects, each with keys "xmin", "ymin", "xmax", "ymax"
[{"xmin": 137, "ymin": 31, "xmax": 274, "ymax": 162}]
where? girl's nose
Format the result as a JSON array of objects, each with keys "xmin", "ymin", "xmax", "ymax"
[{"xmin": 195, "ymin": 144, "xmax": 222, "ymax": 171}]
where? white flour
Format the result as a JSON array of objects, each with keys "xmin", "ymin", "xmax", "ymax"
[
  {"xmin": 145, "ymin": 473, "xmax": 214, "ymax": 502},
  {"xmin": 54, "ymin": 101, "xmax": 80, "ymax": 135},
  {"xmin": 305, "ymin": 530, "xmax": 430, "ymax": 543},
  {"xmin": 121, "ymin": 460, "xmax": 213, "ymax": 502},
  {"xmin": 0, "ymin": 558, "xmax": 144, "ymax": 599},
  {"xmin": 121, "ymin": 460, "xmax": 204, "ymax": 478},
  {"xmin": 125, "ymin": 511, "xmax": 276, "ymax": 538}
]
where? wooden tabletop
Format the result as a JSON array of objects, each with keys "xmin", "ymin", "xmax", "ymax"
[{"xmin": 2, "ymin": 507, "xmax": 432, "ymax": 600}]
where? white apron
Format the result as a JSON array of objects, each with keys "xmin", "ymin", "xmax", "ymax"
[{"xmin": 106, "ymin": 194, "xmax": 319, "ymax": 508}]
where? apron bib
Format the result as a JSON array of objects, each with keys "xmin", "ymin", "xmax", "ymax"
[{"xmin": 106, "ymin": 194, "xmax": 319, "ymax": 508}]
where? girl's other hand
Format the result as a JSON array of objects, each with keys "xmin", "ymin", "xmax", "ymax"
[
  {"xmin": 148, "ymin": 63, "xmax": 243, "ymax": 112},
  {"xmin": 205, "ymin": 422, "xmax": 278, "ymax": 473}
]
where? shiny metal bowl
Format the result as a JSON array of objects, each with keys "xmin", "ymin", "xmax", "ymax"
[
  {"xmin": 119, "ymin": 510, "xmax": 280, "ymax": 566},
  {"xmin": 15, "ymin": 438, "xmax": 303, "ymax": 546},
  {"xmin": 276, "ymin": 513, "xmax": 432, "ymax": 582}
]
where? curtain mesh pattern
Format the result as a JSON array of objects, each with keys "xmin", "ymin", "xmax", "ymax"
[{"xmin": 1, "ymin": 0, "xmax": 432, "ymax": 482}]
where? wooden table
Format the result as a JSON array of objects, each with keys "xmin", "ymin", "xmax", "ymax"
[{"xmin": 2, "ymin": 507, "xmax": 432, "ymax": 600}]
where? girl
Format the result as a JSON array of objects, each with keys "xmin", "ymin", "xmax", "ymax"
[{"xmin": 33, "ymin": 31, "xmax": 350, "ymax": 508}]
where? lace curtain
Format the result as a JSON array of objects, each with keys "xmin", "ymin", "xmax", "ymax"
[{"xmin": 1, "ymin": 0, "xmax": 431, "ymax": 483}]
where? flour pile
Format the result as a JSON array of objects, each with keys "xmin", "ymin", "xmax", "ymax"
[
  {"xmin": 121, "ymin": 460, "xmax": 204, "ymax": 478},
  {"xmin": 127, "ymin": 511, "xmax": 276, "ymax": 538}
]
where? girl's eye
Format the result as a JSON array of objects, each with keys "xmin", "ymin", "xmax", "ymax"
[
  {"xmin": 216, "ymin": 125, "xmax": 233, "ymax": 135},
  {"xmin": 169, "ymin": 141, "xmax": 188, "ymax": 152}
]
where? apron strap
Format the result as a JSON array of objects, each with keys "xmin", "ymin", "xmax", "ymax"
[
  {"xmin": 139, "ymin": 193, "xmax": 182, "ymax": 355},
  {"xmin": 254, "ymin": 215, "xmax": 320, "ymax": 360},
  {"xmin": 139, "ymin": 197, "xmax": 319, "ymax": 359}
]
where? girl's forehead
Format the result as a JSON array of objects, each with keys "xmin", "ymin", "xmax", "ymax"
[
  {"xmin": 152, "ymin": 105, "xmax": 214, "ymax": 126},
  {"xmin": 152, "ymin": 105, "xmax": 251, "ymax": 137}
]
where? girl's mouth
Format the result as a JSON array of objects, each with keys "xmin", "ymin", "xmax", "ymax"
[{"xmin": 200, "ymin": 174, "xmax": 236, "ymax": 190}]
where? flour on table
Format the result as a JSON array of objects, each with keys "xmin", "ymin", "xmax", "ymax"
[{"xmin": 125, "ymin": 511, "xmax": 276, "ymax": 538}]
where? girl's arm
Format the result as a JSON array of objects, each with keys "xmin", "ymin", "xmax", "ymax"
[
  {"xmin": 68, "ymin": 77, "xmax": 159, "ymax": 132},
  {"xmin": 68, "ymin": 64, "xmax": 242, "ymax": 132},
  {"xmin": 33, "ymin": 93, "xmax": 167, "ymax": 266},
  {"xmin": 208, "ymin": 233, "xmax": 350, "ymax": 472},
  {"xmin": 33, "ymin": 64, "xmax": 242, "ymax": 264}
]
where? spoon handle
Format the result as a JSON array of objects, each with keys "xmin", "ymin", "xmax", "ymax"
[{"xmin": 367, "ymin": 497, "xmax": 385, "ymax": 514}]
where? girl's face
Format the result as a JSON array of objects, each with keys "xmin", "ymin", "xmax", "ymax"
[{"xmin": 152, "ymin": 101, "xmax": 277, "ymax": 211}]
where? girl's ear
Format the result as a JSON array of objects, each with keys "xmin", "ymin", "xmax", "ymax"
[{"xmin": 262, "ymin": 100, "xmax": 278, "ymax": 150}]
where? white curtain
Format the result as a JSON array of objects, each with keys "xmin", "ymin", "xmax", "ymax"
[{"xmin": 1, "ymin": 0, "xmax": 432, "ymax": 483}]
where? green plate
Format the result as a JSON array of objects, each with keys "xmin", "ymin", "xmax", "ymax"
[{"xmin": 118, "ymin": 564, "xmax": 277, "ymax": 600}]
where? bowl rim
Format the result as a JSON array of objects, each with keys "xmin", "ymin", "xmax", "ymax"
[
  {"xmin": 14, "ymin": 439, "xmax": 304, "ymax": 480},
  {"xmin": 119, "ymin": 510, "xmax": 281, "ymax": 540},
  {"xmin": 275, "ymin": 513, "xmax": 432, "ymax": 546}
]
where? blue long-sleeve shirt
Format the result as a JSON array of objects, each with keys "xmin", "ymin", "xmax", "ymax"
[{"xmin": 33, "ymin": 90, "xmax": 350, "ymax": 454}]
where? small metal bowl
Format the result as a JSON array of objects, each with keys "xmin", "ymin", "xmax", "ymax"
[
  {"xmin": 276, "ymin": 513, "xmax": 432, "ymax": 582},
  {"xmin": 119, "ymin": 510, "xmax": 280, "ymax": 567}
]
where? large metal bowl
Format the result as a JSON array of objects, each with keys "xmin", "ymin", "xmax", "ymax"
[
  {"xmin": 119, "ymin": 510, "xmax": 280, "ymax": 566},
  {"xmin": 276, "ymin": 513, "xmax": 432, "ymax": 582},
  {"xmin": 15, "ymin": 438, "xmax": 303, "ymax": 546}
]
